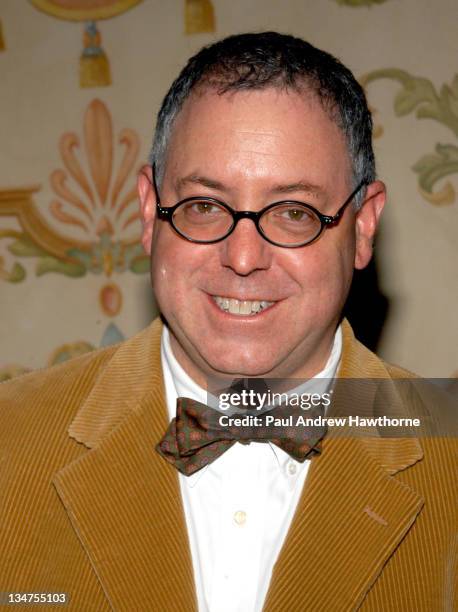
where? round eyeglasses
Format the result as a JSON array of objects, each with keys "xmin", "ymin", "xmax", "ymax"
[{"xmin": 153, "ymin": 166, "xmax": 367, "ymax": 248}]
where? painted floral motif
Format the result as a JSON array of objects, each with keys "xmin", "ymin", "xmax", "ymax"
[
  {"xmin": 0, "ymin": 99, "xmax": 149, "ymax": 282},
  {"xmin": 361, "ymin": 70, "xmax": 458, "ymax": 205}
]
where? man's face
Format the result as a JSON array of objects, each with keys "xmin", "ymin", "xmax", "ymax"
[{"xmin": 139, "ymin": 87, "xmax": 385, "ymax": 383}]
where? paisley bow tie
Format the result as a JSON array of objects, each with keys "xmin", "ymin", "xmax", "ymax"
[{"xmin": 156, "ymin": 397, "xmax": 327, "ymax": 476}]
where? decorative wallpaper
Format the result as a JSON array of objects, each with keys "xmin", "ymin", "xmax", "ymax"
[
  {"xmin": 1, "ymin": 99, "xmax": 146, "ymax": 283},
  {"xmin": 29, "ymin": 0, "xmax": 145, "ymax": 87},
  {"xmin": 0, "ymin": 0, "xmax": 456, "ymax": 379},
  {"xmin": 362, "ymin": 70, "xmax": 457, "ymax": 205},
  {"xmin": 0, "ymin": 98, "xmax": 147, "ymax": 380}
]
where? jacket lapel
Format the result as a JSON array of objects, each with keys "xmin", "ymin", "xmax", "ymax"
[
  {"xmin": 263, "ymin": 321, "xmax": 424, "ymax": 611},
  {"xmin": 53, "ymin": 318, "xmax": 198, "ymax": 611},
  {"xmin": 263, "ymin": 436, "xmax": 423, "ymax": 611}
]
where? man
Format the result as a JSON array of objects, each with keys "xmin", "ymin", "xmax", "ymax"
[{"xmin": 0, "ymin": 33, "xmax": 455, "ymax": 611}]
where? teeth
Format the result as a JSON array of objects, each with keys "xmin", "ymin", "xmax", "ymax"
[
  {"xmin": 213, "ymin": 296, "xmax": 274, "ymax": 316},
  {"xmin": 251, "ymin": 301, "xmax": 261, "ymax": 313},
  {"xmin": 229, "ymin": 299, "xmax": 239, "ymax": 314}
]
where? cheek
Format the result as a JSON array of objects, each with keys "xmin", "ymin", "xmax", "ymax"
[
  {"xmin": 284, "ymin": 234, "xmax": 355, "ymax": 305},
  {"xmin": 149, "ymin": 230, "xmax": 206, "ymax": 311},
  {"xmin": 320, "ymin": 234, "xmax": 356, "ymax": 305},
  {"xmin": 150, "ymin": 232, "xmax": 183, "ymax": 305}
]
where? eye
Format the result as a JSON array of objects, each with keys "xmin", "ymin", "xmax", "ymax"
[
  {"xmin": 178, "ymin": 199, "xmax": 229, "ymax": 225},
  {"xmin": 285, "ymin": 208, "xmax": 307, "ymax": 221},
  {"xmin": 182, "ymin": 200, "xmax": 226, "ymax": 216},
  {"xmin": 272, "ymin": 204, "xmax": 316, "ymax": 224},
  {"xmin": 193, "ymin": 202, "xmax": 220, "ymax": 214}
]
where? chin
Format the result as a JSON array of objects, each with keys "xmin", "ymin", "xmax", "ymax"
[{"xmin": 202, "ymin": 349, "xmax": 280, "ymax": 378}]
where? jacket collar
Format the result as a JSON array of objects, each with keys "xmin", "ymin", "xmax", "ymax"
[{"xmin": 54, "ymin": 318, "xmax": 423, "ymax": 611}]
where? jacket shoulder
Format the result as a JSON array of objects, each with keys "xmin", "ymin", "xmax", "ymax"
[
  {"xmin": 0, "ymin": 318, "xmax": 163, "ymax": 460},
  {"xmin": 0, "ymin": 343, "xmax": 119, "ymax": 447}
]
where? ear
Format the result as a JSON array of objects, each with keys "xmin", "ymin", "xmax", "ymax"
[
  {"xmin": 354, "ymin": 180, "xmax": 386, "ymax": 270},
  {"xmin": 137, "ymin": 164, "xmax": 157, "ymax": 255}
]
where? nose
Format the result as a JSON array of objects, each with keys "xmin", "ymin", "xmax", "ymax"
[{"xmin": 219, "ymin": 217, "xmax": 273, "ymax": 276}]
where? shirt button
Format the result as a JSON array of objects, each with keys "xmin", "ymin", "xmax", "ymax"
[
  {"xmin": 287, "ymin": 462, "xmax": 297, "ymax": 475},
  {"xmin": 233, "ymin": 510, "xmax": 247, "ymax": 525}
]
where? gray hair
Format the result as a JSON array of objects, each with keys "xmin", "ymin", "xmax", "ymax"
[{"xmin": 149, "ymin": 32, "xmax": 375, "ymax": 208}]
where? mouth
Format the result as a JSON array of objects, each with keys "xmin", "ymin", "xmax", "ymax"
[{"xmin": 211, "ymin": 295, "xmax": 276, "ymax": 316}]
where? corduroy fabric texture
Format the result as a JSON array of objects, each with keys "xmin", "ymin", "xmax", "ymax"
[{"xmin": 0, "ymin": 318, "xmax": 456, "ymax": 611}]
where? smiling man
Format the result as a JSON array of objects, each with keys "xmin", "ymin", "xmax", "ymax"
[
  {"xmin": 138, "ymin": 79, "xmax": 383, "ymax": 385},
  {"xmin": 0, "ymin": 32, "xmax": 455, "ymax": 612}
]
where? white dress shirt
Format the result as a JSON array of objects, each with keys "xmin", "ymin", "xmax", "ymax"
[{"xmin": 161, "ymin": 326, "xmax": 342, "ymax": 612}]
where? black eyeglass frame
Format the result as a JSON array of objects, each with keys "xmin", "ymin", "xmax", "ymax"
[{"xmin": 152, "ymin": 164, "xmax": 368, "ymax": 248}]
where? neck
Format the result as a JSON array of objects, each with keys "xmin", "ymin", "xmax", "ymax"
[{"xmin": 167, "ymin": 326, "xmax": 339, "ymax": 389}]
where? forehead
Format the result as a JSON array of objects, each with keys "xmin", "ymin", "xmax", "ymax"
[{"xmin": 164, "ymin": 86, "xmax": 351, "ymax": 192}]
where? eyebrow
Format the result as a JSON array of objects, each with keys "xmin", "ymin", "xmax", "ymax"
[
  {"xmin": 270, "ymin": 181, "xmax": 324, "ymax": 197},
  {"xmin": 176, "ymin": 175, "xmax": 229, "ymax": 192},
  {"xmin": 176, "ymin": 174, "xmax": 325, "ymax": 198}
]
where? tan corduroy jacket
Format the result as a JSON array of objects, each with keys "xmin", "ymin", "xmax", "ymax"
[{"xmin": 0, "ymin": 319, "xmax": 456, "ymax": 611}]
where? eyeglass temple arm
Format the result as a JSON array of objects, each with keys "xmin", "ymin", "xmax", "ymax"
[
  {"xmin": 322, "ymin": 180, "xmax": 368, "ymax": 225},
  {"xmin": 151, "ymin": 163, "xmax": 163, "ymax": 207},
  {"xmin": 151, "ymin": 163, "xmax": 175, "ymax": 217}
]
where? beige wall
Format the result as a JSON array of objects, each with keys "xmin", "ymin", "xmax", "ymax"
[{"xmin": 0, "ymin": 0, "xmax": 457, "ymax": 378}]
